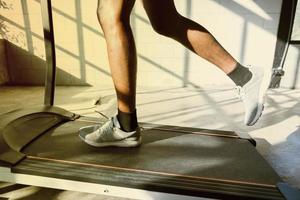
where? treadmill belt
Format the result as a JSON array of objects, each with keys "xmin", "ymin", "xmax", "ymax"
[{"xmin": 13, "ymin": 118, "xmax": 284, "ymax": 199}]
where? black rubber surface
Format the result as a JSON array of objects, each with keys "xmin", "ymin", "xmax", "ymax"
[{"xmin": 12, "ymin": 117, "xmax": 284, "ymax": 199}]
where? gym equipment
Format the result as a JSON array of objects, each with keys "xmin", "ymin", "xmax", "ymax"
[
  {"xmin": 1, "ymin": 0, "xmax": 299, "ymax": 199},
  {"xmin": 270, "ymin": 0, "xmax": 298, "ymax": 88},
  {"xmin": 0, "ymin": 107, "xmax": 290, "ymax": 200}
]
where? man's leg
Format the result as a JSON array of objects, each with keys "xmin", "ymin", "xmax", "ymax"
[
  {"xmin": 79, "ymin": 0, "xmax": 141, "ymax": 147},
  {"xmin": 142, "ymin": 0, "xmax": 269, "ymax": 125},
  {"xmin": 97, "ymin": 0, "xmax": 137, "ymax": 132},
  {"xmin": 142, "ymin": 0, "xmax": 239, "ymax": 74}
]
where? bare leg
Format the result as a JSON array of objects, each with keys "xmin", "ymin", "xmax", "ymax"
[
  {"xmin": 142, "ymin": 0, "xmax": 237, "ymax": 74},
  {"xmin": 79, "ymin": 0, "xmax": 140, "ymax": 146},
  {"xmin": 79, "ymin": 0, "xmax": 262, "ymax": 147},
  {"xmin": 141, "ymin": 0, "xmax": 267, "ymax": 127},
  {"xmin": 97, "ymin": 0, "xmax": 136, "ymax": 112}
]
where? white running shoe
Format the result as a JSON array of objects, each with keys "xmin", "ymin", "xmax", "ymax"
[
  {"xmin": 79, "ymin": 116, "xmax": 141, "ymax": 147},
  {"xmin": 236, "ymin": 66, "xmax": 272, "ymax": 126}
]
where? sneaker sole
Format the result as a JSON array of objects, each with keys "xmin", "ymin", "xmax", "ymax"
[
  {"xmin": 247, "ymin": 67, "xmax": 272, "ymax": 126},
  {"xmin": 247, "ymin": 104, "xmax": 264, "ymax": 126},
  {"xmin": 79, "ymin": 134, "xmax": 142, "ymax": 148}
]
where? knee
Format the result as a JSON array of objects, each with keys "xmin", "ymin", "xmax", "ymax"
[
  {"xmin": 150, "ymin": 15, "xmax": 181, "ymax": 37},
  {"xmin": 151, "ymin": 22, "xmax": 173, "ymax": 36},
  {"xmin": 96, "ymin": 5, "xmax": 130, "ymax": 34}
]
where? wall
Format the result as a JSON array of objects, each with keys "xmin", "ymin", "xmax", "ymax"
[
  {"xmin": 0, "ymin": 0, "xmax": 282, "ymax": 88},
  {"xmin": 0, "ymin": 39, "xmax": 9, "ymax": 85}
]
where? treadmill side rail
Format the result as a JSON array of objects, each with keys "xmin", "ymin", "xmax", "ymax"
[
  {"xmin": 236, "ymin": 131, "xmax": 257, "ymax": 146},
  {"xmin": 141, "ymin": 122, "xmax": 257, "ymax": 146}
]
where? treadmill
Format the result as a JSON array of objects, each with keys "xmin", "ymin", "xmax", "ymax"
[{"xmin": 0, "ymin": 0, "xmax": 299, "ymax": 199}]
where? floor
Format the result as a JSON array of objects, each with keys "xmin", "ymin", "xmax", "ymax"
[{"xmin": 0, "ymin": 86, "xmax": 299, "ymax": 200}]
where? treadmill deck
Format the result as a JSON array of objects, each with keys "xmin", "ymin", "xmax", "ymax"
[
  {"xmin": 0, "ymin": 107, "xmax": 285, "ymax": 200},
  {"xmin": 9, "ymin": 117, "xmax": 284, "ymax": 200}
]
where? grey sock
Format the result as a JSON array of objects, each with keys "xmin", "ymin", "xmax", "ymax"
[
  {"xmin": 117, "ymin": 109, "xmax": 138, "ymax": 132},
  {"xmin": 228, "ymin": 63, "xmax": 252, "ymax": 86}
]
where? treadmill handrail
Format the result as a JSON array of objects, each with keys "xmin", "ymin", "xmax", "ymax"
[{"xmin": 0, "ymin": 106, "xmax": 78, "ymax": 167}]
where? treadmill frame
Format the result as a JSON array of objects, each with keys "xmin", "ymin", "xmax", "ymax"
[
  {"xmin": 1, "ymin": 1, "xmax": 299, "ymax": 200},
  {"xmin": 270, "ymin": 0, "xmax": 298, "ymax": 88},
  {"xmin": 0, "ymin": 167, "xmax": 205, "ymax": 200}
]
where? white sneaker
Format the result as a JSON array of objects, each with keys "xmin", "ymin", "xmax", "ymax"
[
  {"xmin": 236, "ymin": 66, "xmax": 272, "ymax": 126},
  {"xmin": 79, "ymin": 116, "xmax": 141, "ymax": 147}
]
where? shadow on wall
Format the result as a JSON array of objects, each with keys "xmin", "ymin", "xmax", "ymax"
[
  {"xmin": 4, "ymin": 40, "xmax": 90, "ymax": 86},
  {"xmin": 0, "ymin": 0, "xmax": 10, "ymax": 37},
  {"xmin": 0, "ymin": 0, "xmax": 110, "ymax": 86}
]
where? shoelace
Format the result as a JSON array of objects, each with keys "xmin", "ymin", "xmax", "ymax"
[
  {"xmin": 98, "ymin": 118, "xmax": 115, "ymax": 138},
  {"xmin": 95, "ymin": 110, "xmax": 109, "ymax": 119},
  {"xmin": 94, "ymin": 110, "xmax": 144, "ymax": 133},
  {"xmin": 235, "ymin": 86, "xmax": 245, "ymax": 100},
  {"xmin": 234, "ymin": 65, "xmax": 253, "ymax": 100},
  {"xmin": 94, "ymin": 110, "xmax": 114, "ymax": 138}
]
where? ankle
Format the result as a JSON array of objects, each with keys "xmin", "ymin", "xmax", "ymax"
[
  {"xmin": 117, "ymin": 109, "xmax": 138, "ymax": 132},
  {"xmin": 227, "ymin": 63, "xmax": 252, "ymax": 87},
  {"xmin": 225, "ymin": 62, "xmax": 238, "ymax": 75}
]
